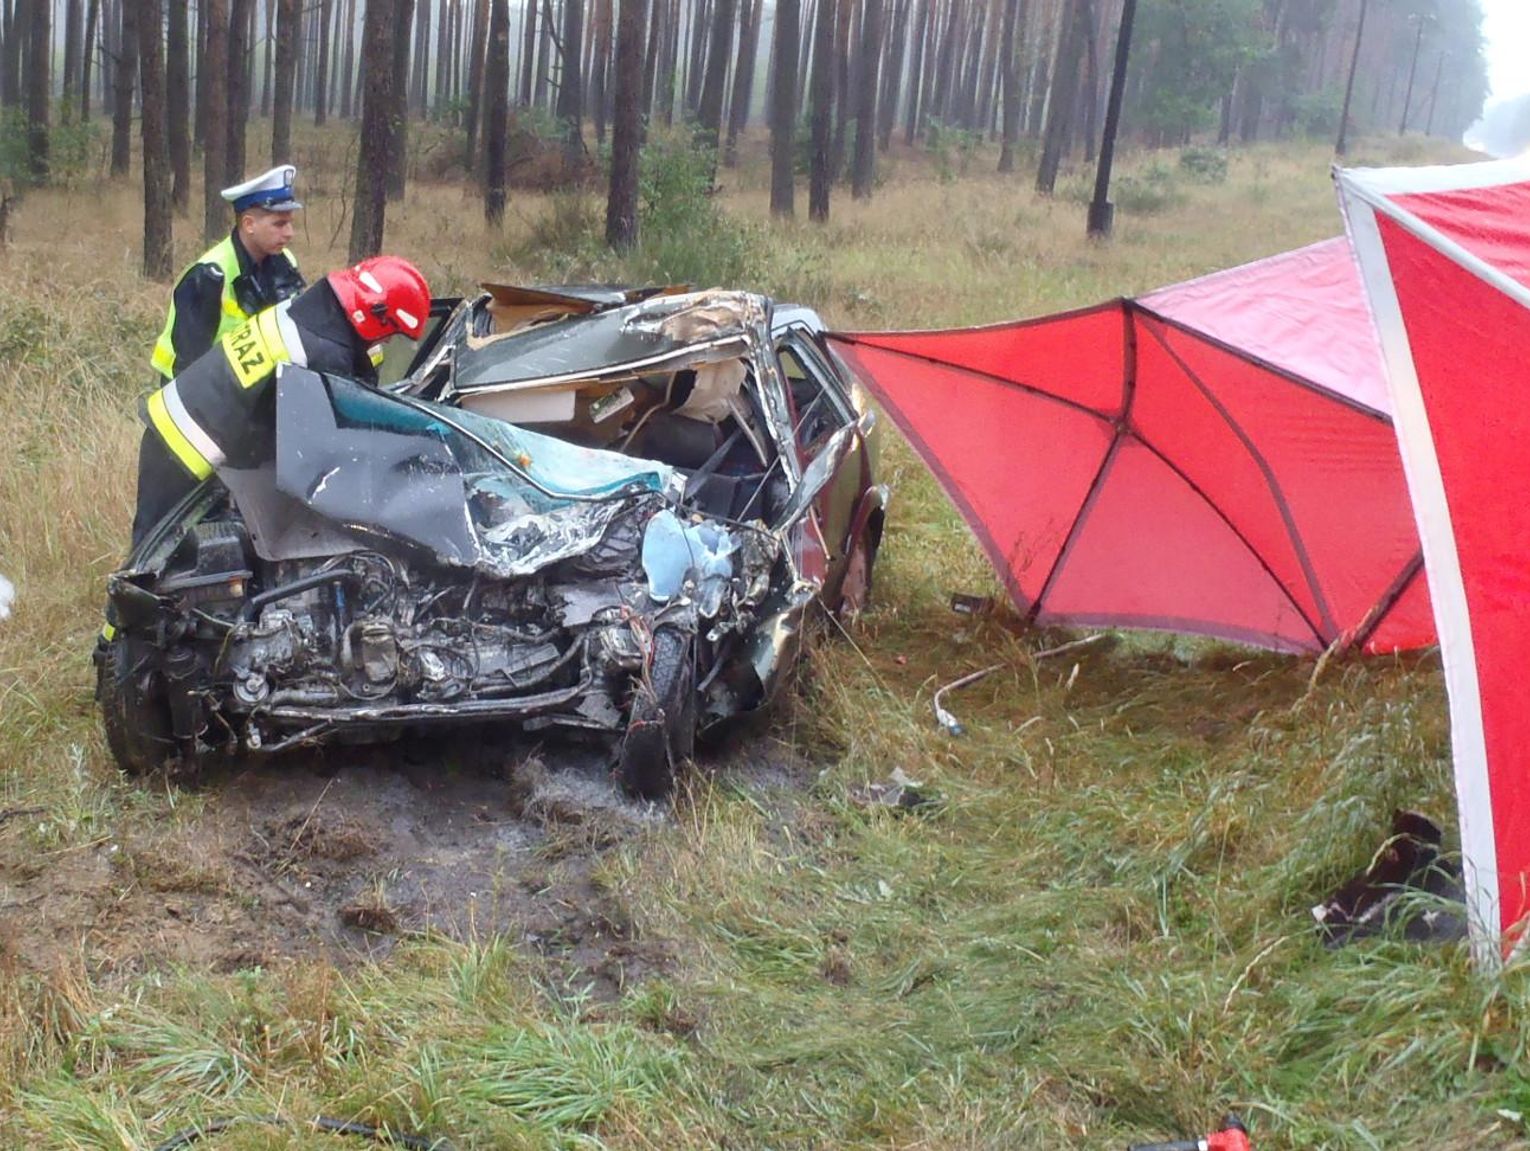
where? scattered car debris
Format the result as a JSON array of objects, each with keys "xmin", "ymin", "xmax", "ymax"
[
  {"xmin": 933, "ymin": 664, "xmax": 1004, "ymax": 736},
  {"xmin": 848, "ymin": 767, "xmax": 940, "ymax": 812},
  {"xmin": 1311, "ymin": 809, "xmax": 1466, "ymax": 945},
  {"xmin": 98, "ymin": 289, "xmax": 887, "ymax": 799},
  {"xmin": 949, "ymin": 592, "xmax": 994, "ymax": 616}
]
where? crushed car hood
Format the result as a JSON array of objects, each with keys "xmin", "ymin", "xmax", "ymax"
[{"xmin": 254, "ymin": 368, "xmax": 679, "ymax": 578}]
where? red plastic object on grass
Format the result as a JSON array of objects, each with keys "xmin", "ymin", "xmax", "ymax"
[{"xmin": 1127, "ymin": 1113, "xmax": 1252, "ymax": 1151}]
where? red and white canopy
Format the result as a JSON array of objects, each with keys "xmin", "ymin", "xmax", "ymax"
[
  {"xmin": 1339, "ymin": 157, "xmax": 1530, "ymax": 967},
  {"xmin": 828, "ymin": 242, "xmax": 1433, "ymax": 656}
]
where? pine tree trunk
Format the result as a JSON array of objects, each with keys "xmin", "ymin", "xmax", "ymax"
[
  {"xmin": 315, "ymin": 0, "xmax": 334, "ymax": 121},
  {"xmin": 605, "ymin": 0, "xmax": 644, "ymax": 247},
  {"xmin": 533, "ymin": 0, "xmax": 550, "ymax": 108},
  {"xmin": 167, "ymin": 0, "xmax": 190, "ymax": 209},
  {"xmin": 433, "ymin": 0, "xmax": 448, "ymax": 107},
  {"xmin": 900, "ymin": 0, "xmax": 926, "ymax": 145},
  {"xmin": 662, "ymin": 0, "xmax": 681, "ymax": 123},
  {"xmin": 24, "ymin": 0, "xmax": 47, "ymax": 179},
  {"xmin": 828, "ymin": 0, "xmax": 851, "ymax": 177},
  {"xmin": 409, "ymin": 0, "xmax": 428, "ymax": 112},
  {"xmin": 769, "ymin": 0, "xmax": 797, "ymax": 216},
  {"xmin": 684, "ymin": 0, "xmax": 709, "ymax": 113},
  {"xmin": 227, "ymin": 0, "xmax": 252, "ymax": 182},
  {"xmin": 194, "ymin": 0, "xmax": 208, "ymax": 140},
  {"xmin": 272, "ymin": 0, "xmax": 297, "ymax": 160},
  {"xmin": 518, "ymin": 0, "xmax": 536, "ymax": 103},
  {"xmin": 483, "ymin": 0, "xmax": 508, "ymax": 223},
  {"xmin": 696, "ymin": 0, "xmax": 732, "ymax": 139},
  {"xmin": 385, "ymin": 0, "xmax": 413, "ymax": 198},
  {"xmin": 465, "ymin": 0, "xmax": 490, "ymax": 158},
  {"xmin": 557, "ymin": 0, "xmax": 584, "ymax": 162},
  {"xmin": 850, "ymin": 0, "xmax": 880, "ymax": 197},
  {"xmin": 722, "ymin": 0, "xmax": 758, "ymax": 164},
  {"xmin": 350, "ymin": 0, "xmax": 395, "ymax": 260},
  {"xmin": 137, "ymin": 0, "xmax": 173, "ymax": 278},
  {"xmin": 4, "ymin": 0, "xmax": 27, "ymax": 111},
  {"xmin": 996, "ymin": 0, "xmax": 1018, "ymax": 170},
  {"xmin": 259, "ymin": 0, "xmax": 273, "ymax": 114},
  {"xmin": 1035, "ymin": 0, "xmax": 1085, "ymax": 193},
  {"xmin": 104, "ymin": 0, "xmax": 119, "ymax": 117},
  {"xmin": 203, "ymin": 0, "xmax": 229, "ymax": 240},
  {"xmin": 110, "ymin": 0, "xmax": 137, "ymax": 176},
  {"xmin": 82, "ymin": 0, "xmax": 100, "ymax": 118},
  {"xmin": 63, "ymin": 0, "xmax": 83, "ymax": 119},
  {"xmin": 807, "ymin": 0, "xmax": 832, "ymax": 221},
  {"xmin": 340, "ymin": 0, "xmax": 356, "ymax": 115},
  {"xmin": 590, "ymin": 0, "xmax": 610, "ymax": 144},
  {"xmin": 640, "ymin": 0, "xmax": 661, "ymax": 118},
  {"xmin": 930, "ymin": 0, "xmax": 959, "ymax": 131},
  {"xmin": 875, "ymin": 0, "xmax": 904, "ymax": 149}
]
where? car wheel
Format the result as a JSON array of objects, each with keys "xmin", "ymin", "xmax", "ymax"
[
  {"xmin": 834, "ymin": 525, "xmax": 878, "ymax": 622},
  {"xmin": 96, "ymin": 635, "xmax": 173, "ymax": 776},
  {"xmin": 618, "ymin": 627, "xmax": 696, "ymax": 800}
]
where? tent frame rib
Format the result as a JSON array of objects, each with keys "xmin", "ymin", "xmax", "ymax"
[
  {"xmin": 1135, "ymin": 307, "xmax": 1341, "ymax": 640},
  {"xmin": 1347, "ymin": 550, "xmax": 1425, "ymax": 652}
]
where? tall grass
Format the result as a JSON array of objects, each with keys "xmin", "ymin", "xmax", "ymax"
[{"xmin": 1, "ymin": 126, "xmax": 1520, "ymax": 1149}]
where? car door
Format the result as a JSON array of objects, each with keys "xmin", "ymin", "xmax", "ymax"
[{"xmin": 774, "ymin": 328, "xmax": 866, "ymax": 580}]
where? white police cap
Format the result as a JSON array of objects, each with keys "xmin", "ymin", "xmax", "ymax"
[{"xmin": 221, "ymin": 164, "xmax": 302, "ymax": 213}]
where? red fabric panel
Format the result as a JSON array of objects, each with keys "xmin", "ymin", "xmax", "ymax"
[
  {"xmin": 1147, "ymin": 321, "xmax": 1425, "ymax": 646},
  {"xmin": 843, "ymin": 305, "xmax": 1128, "ymax": 418},
  {"xmin": 1380, "ymin": 214, "xmax": 1530, "ymax": 938},
  {"xmin": 1037, "ymin": 439, "xmax": 1319, "ymax": 651},
  {"xmin": 1140, "ymin": 238, "xmax": 1393, "ymax": 414},
  {"xmin": 1130, "ymin": 317, "xmax": 1327, "ymax": 638},
  {"xmin": 832, "ymin": 340, "xmax": 1113, "ymax": 607},
  {"xmin": 1390, "ymin": 182, "xmax": 1530, "ymax": 292},
  {"xmin": 1362, "ymin": 562, "xmax": 1435, "ymax": 655}
]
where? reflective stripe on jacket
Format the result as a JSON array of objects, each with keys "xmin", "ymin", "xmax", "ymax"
[
  {"xmin": 146, "ymin": 300, "xmax": 308, "ymax": 479},
  {"xmin": 150, "ymin": 237, "xmax": 302, "ymax": 379}
]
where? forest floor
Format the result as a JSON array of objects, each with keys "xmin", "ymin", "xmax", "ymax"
[{"xmin": 2, "ymin": 124, "xmax": 1524, "ymax": 1150}]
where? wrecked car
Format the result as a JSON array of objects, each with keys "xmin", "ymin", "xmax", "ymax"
[{"xmin": 98, "ymin": 288, "xmax": 886, "ymax": 797}]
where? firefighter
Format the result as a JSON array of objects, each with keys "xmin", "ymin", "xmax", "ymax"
[
  {"xmin": 149, "ymin": 165, "xmax": 308, "ymax": 380},
  {"xmin": 130, "ymin": 256, "xmax": 431, "ymax": 546}
]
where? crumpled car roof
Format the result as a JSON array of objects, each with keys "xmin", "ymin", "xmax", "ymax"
[{"xmin": 453, "ymin": 289, "xmax": 769, "ymax": 393}]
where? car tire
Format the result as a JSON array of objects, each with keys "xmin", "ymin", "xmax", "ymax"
[
  {"xmin": 618, "ymin": 627, "xmax": 696, "ymax": 800},
  {"xmin": 97, "ymin": 636, "xmax": 173, "ymax": 776},
  {"xmin": 834, "ymin": 524, "xmax": 878, "ymax": 622}
]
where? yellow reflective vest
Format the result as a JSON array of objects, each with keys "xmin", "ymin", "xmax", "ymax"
[{"xmin": 150, "ymin": 237, "xmax": 301, "ymax": 379}]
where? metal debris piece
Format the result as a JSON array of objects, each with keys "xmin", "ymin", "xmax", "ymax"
[
  {"xmin": 933, "ymin": 664, "xmax": 1004, "ymax": 736},
  {"xmin": 849, "ymin": 767, "xmax": 940, "ymax": 812}
]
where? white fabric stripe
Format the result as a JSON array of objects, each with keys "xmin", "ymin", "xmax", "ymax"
[
  {"xmin": 272, "ymin": 299, "xmax": 308, "ymax": 367},
  {"xmin": 1338, "ymin": 173, "xmax": 1500, "ymax": 970},
  {"xmin": 1340, "ymin": 156, "xmax": 1530, "ymax": 197},
  {"xmin": 1340, "ymin": 165, "xmax": 1530, "ymax": 315},
  {"xmin": 161, "ymin": 380, "xmax": 227, "ymax": 467}
]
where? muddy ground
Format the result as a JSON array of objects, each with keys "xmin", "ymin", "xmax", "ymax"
[{"xmin": 0, "ymin": 733, "xmax": 811, "ymax": 993}]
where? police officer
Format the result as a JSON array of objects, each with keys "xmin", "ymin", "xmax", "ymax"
[
  {"xmin": 150, "ymin": 165, "xmax": 308, "ymax": 380},
  {"xmin": 131, "ymin": 256, "xmax": 431, "ymax": 545}
]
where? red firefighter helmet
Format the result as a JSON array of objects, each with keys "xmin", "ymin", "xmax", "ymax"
[{"xmin": 328, "ymin": 256, "xmax": 431, "ymax": 343}]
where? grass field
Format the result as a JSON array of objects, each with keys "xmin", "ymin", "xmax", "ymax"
[{"xmin": 3, "ymin": 124, "xmax": 1526, "ymax": 1150}]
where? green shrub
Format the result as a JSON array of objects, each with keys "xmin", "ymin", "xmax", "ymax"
[
  {"xmin": 630, "ymin": 129, "xmax": 756, "ymax": 287},
  {"xmin": 1115, "ymin": 160, "xmax": 1182, "ymax": 215},
  {"xmin": 1292, "ymin": 89, "xmax": 1343, "ymax": 138},
  {"xmin": 1178, "ymin": 145, "xmax": 1228, "ymax": 184}
]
